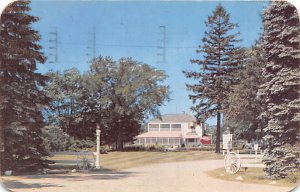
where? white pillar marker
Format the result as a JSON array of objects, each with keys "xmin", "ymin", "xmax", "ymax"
[{"xmin": 95, "ymin": 124, "xmax": 101, "ymax": 169}]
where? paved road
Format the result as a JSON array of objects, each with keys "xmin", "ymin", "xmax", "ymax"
[{"xmin": 2, "ymin": 160, "xmax": 294, "ymax": 192}]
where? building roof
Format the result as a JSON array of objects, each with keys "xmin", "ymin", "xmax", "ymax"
[
  {"xmin": 148, "ymin": 114, "xmax": 196, "ymax": 123},
  {"xmin": 136, "ymin": 131, "xmax": 182, "ymax": 138}
]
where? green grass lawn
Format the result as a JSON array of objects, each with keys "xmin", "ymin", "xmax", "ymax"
[
  {"xmin": 49, "ymin": 151, "xmax": 222, "ymax": 171},
  {"xmin": 206, "ymin": 167, "xmax": 299, "ymax": 188}
]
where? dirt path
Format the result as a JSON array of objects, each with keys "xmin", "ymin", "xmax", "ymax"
[{"xmin": 2, "ymin": 160, "xmax": 293, "ymax": 192}]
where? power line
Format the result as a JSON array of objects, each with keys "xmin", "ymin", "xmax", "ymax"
[
  {"xmin": 42, "ymin": 40, "xmax": 197, "ymax": 49},
  {"xmin": 87, "ymin": 28, "xmax": 96, "ymax": 59},
  {"xmin": 48, "ymin": 29, "xmax": 58, "ymax": 63},
  {"xmin": 157, "ymin": 25, "xmax": 167, "ymax": 63}
]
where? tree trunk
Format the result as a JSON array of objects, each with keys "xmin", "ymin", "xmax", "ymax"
[
  {"xmin": 216, "ymin": 111, "xmax": 221, "ymax": 153},
  {"xmin": 0, "ymin": 128, "xmax": 3, "ymax": 175},
  {"xmin": 116, "ymin": 132, "xmax": 123, "ymax": 151},
  {"xmin": 0, "ymin": 152, "xmax": 2, "ymax": 176}
]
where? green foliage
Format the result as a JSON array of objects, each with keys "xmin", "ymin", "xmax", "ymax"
[
  {"xmin": 107, "ymin": 57, "xmax": 170, "ymax": 150},
  {"xmin": 0, "ymin": 1, "xmax": 49, "ymax": 172},
  {"xmin": 44, "ymin": 57, "xmax": 169, "ymax": 151},
  {"xmin": 100, "ymin": 145, "xmax": 112, "ymax": 154},
  {"xmin": 123, "ymin": 145, "xmax": 167, "ymax": 152},
  {"xmin": 263, "ymin": 144, "xmax": 299, "ymax": 179},
  {"xmin": 42, "ymin": 126, "xmax": 75, "ymax": 152},
  {"xmin": 44, "ymin": 68, "xmax": 84, "ymax": 136},
  {"xmin": 258, "ymin": 1, "xmax": 300, "ymax": 179},
  {"xmin": 73, "ymin": 139, "xmax": 96, "ymax": 150},
  {"xmin": 225, "ymin": 45, "xmax": 265, "ymax": 141},
  {"xmin": 184, "ymin": 4, "xmax": 243, "ymax": 153}
]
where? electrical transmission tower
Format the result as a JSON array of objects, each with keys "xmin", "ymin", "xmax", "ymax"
[
  {"xmin": 48, "ymin": 29, "xmax": 58, "ymax": 63},
  {"xmin": 157, "ymin": 25, "xmax": 167, "ymax": 63},
  {"xmin": 87, "ymin": 28, "xmax": 96, "ymax": 60}
]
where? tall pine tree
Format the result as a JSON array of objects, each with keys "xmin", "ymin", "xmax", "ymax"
[
  {"xmin": 258, "ymin": 1, "xmax": 300, "ymax": 179},
  {"xmin": 184, "ymin": 4, "xmax": 242, "ymax": 153},
  {"xmin": 0, "ymin": 1, "xmax": 49, "ymax": 172}
]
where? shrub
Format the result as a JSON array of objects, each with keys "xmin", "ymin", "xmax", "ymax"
[
  {"xmin": 100, "ymin": 145, "xmax": 112, "ymax": 154},
  {"xmin": 68, "ymin": 139, "xmax": 96, "ymax": 152},
  {"xmin": 123, "ymin": 145, "xmax": 167, "ymax": 152},
  {"xmin": 42, "ymin": 126, "xmax": 74, "ymax": 152},
  {"xmin": 123, "ymin": 145, "xmax": 147, "ymax": 151}
]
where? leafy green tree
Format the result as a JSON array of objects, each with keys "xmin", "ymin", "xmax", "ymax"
[
  {"xmin": 257, "ymin": 1, "xmax": 300, "ymax": 179},
  {"xmin": 106, "ymin": 57, "xmax": 169, "ymax": 150},
  {"xmin": 0, "ymin": 1, "xmax": 49, "ymax": 172},
  {"xmin": 44, "ymin": 57, "xmax": 169, "ymax": 150},
  {"xmin": 80, "ymin": 57, "xmax": 116, "ymax": 140},
  {"xmin": 225, "ymin": 45, "xmax": 265, "ymax": 141},
  {"xmin": 44, "ymin": 68, "xmax": 84, "ymax": 136},
  {"xmin": 184, "ymin": 4, "xmax": 243, "ymax": 153}
]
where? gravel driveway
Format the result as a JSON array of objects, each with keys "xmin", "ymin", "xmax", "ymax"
[{"xmin": 2, "ymin": 160, "xmax": 294, "ymax": 192}]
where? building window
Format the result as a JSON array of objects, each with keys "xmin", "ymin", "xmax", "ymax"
[
  {"xmin": 151, "ymin": 138, "xmax": 157, "ymax": 144},
  {"xmin": 146, "ymin": 138, "xmax": 151, "ymax": 144},
  {"xmin": 175, "ymin": 138, "xmax": 181, "ymax": 145},
  {"xmin": 149, "ymin": 124, "xmax": 159, "ymax": 132},
  {"xmin": 171, "ymin": 124, "xmax": 181, "ymax": 128},
  {"xmin": 171, "ymin": 124, "xmax": 181, "ymax": 131},
  {"xmin": 136, "ymin": 138, "xmax": 145, "ymax": 144},
  {"xmin": 187, "ymin": 138, "xmax": 196, "ymax": 142},
  {"xmin": 169, "ymin": 138, "xmax": 175, "ymax": 145},
  {"xmin": 157, "ymin": 138, "xmax": 163, "ymax": 144},
  {"xmin": 162, "ymin": 138, "xmax": 168, "ymax": 144},
  {"xmin": 160, "ymin": 124, "xmax": 170, "ymax": 131}
]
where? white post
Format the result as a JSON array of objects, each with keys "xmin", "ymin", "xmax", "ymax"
[
  {"xmin": 95, "ymin": 124, "xmax": 101, "ymax": 169},
  {"xmin": 254, "ymin": 144, "xmax": 258, "ymax": 163}
]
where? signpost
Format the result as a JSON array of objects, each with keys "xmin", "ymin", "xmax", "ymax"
[
  {"xmin": 223, "ymin": 129, "xmax": 241, "ymax": 174},
  {"xmin": 222, "ymin": 133, "xmax": 232, "ymax": 150}
]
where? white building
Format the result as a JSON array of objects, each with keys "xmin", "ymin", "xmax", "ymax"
[{"xmin": 135, "ymin": 114, "xmax": 203, "ymax": 147}]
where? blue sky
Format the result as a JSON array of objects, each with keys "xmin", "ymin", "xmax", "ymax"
[{"xmin": 29, "ymin": 0, "xmax": 268, "ymax": 125}]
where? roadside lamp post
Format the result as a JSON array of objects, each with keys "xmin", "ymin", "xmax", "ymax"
[{"xmin": 95, "ymin": 123, "xmax": 101, "ymax": 169}]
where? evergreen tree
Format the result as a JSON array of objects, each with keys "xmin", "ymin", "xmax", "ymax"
[
  {"xmin": 0, "ymin": 1, "xmax": 49, "ymax": 172},
  {"xmin": 225, "ymin": 45, "xmax": 265, "ymax": 141},
  {"xmin": 257, "ymin": 1, "xmax": 300, "ymax": 179},
  {"xmin": 184, "ymin": 4, "xmax": 242, "ymax": 153}
]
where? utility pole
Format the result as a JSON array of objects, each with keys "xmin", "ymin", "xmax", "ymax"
[
  {"xmin": 157, "ymin": 25, "xmax": 167, "ymax": 64},
  {"xmin": 49, "ymin": 29, "xmax": 58, "ymax": 63},
  {"xmin": 87, "ymin": 27, "xmax": 96, "ymax": 60}
]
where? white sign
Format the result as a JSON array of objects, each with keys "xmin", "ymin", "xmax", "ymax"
[
  {"xmin": 254, "ymin": 144, "xmax": 259, "ymax": 151},
  {"xmin": 222, "ymin": 134, "xmax": 232, "ymax": 150}
]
